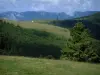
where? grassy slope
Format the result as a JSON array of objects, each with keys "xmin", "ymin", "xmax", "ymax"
[
  {"xmin": 4, "ymin": 20, "xmax": 70, "ymax": 39},
  {"xmin": 0, "ymin": 56, "xmax": 100, "ymax": 75}
]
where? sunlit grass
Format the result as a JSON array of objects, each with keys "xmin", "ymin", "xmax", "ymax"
[
  {"xmin": 5, "ymin": 20, "xmax": 71, "ymax": 39},
  {"xmin": 0, "ymin": 56, "xmax": 100, "ymax": 75}
]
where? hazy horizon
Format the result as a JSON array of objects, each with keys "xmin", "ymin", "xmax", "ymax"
[{"xmin": 0, "ymin": 0, "xmax": 100, "ymax": 15}]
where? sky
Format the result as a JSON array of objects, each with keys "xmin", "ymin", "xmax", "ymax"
[{"xmin": 0, "ymin": 0, "xmax": 100, "ymax": 15}]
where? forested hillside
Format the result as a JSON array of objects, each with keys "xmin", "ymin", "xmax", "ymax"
[
  {"xmin": 0, "ymin": 19, "xmax": 100, "ymax": 62},
  {"xmin": 52, "ymin": 12, "xmax": 100, "ymax": 40},
  {"xmin": 0, "ymin": 20, "xmax": 68, "ymax": 59}
]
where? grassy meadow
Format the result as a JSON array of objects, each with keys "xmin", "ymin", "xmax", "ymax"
[
  {"xmin": 5, "ymin": 20, "xmax": 70, "ymax": 39},
  {"xmin": 0, "ymin": 56, "xmax": 100, "ymax": 75}
]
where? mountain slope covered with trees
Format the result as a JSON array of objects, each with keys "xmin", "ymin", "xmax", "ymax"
[
  {"xmin": 0, "ymin": 19, "xmax": 100, "ymax": 62},
  {"xmin": 52, "ymin": 12, "xmax": 100, "ymax": 40}
]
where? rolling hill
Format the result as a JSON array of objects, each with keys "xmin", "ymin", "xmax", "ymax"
[
  {"xmin": 73, "ymin": 11, "xmax": 98, "ymax": 18},
  {"xmin": 0, "ymin": 19, "xmax": 71, "ymax": 59},
  {"xmin": 76, "ymin": 12, "xmax": 100, "ymax": 25},
  {"xmin": 4, "ymin": 19, "xmax": 70, "ymax": 39},
  {"xmin": 52, "ymin": 12, "xmax": 100, "ymax": 40}
]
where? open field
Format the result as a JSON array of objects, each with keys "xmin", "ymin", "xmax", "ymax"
[
  {"xmin": 5, "ymin": 20, "xmax": 70, "ymax": 39},
  {"xmin": 0, "ymin": 56, "xmax": 100, "ymax": 75}
]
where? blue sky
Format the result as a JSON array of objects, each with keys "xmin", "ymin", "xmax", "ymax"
[{"xmin": 0, "ymin": 0, "xmax": 100, "ymax": 15}]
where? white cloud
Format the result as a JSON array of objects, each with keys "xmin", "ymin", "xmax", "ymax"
[{"xmin": 0, "ymin": 0, "xmax": 99, "ymax": 15}]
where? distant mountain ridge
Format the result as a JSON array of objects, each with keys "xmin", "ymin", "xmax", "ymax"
[
  {"xmin": 0, "ymin": 11, "xmax": 99, "ymax": 21},
  {"xmin": 0, "ymin": 11, "xmax": 72, "ymax": 21}
]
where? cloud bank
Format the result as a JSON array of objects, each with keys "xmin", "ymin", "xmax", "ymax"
[{"xmin": 0, "ymin": 0, "xmax": 100, "ymax": 15}]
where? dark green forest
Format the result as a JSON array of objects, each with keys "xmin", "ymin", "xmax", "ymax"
[
  {"xmin": 0, "ymin": 19, "xmax": 100, "ymax": 63},
  {"xmin": 52, "ymin": 12, "xmax": 100, "ymax": 40}
]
